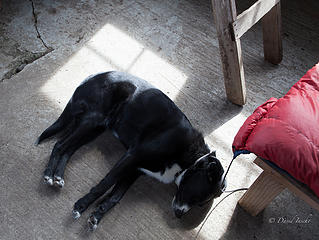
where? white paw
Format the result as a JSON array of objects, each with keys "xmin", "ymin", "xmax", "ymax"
[
  {"xmin": 88, "ymin": 215, "xmax": 98, "ymax": 231},
  {"xmin": 44, "ymin": 176, "xmax": 53, "ymax": 186},
  {"xmin": 54, "ymin": 176, "xmax": 65, "ymax": 188},
  {"xmin": 72, "ymin": 210, "xmax": 81, "ymax": 220}
]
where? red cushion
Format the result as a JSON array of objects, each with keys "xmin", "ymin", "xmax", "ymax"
[{"xmin": 233, "ymin": 63, "xmax": 319, "ymax": 197}]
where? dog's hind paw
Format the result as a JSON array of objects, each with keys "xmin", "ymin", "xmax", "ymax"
[
  {"xmin": 44, "ymin": 176, "xmax": 53, "ymax": 186},
  {"xmin": 72, "ymin": 210, "xmax": 81, "ymax": 220},
  {"xmin": 88, "ymin": 215, "xmax": 98, "ymax": 231},
  {"xmin": 53, "ymin": 176, "xmax": 65, "ymax": 188}
]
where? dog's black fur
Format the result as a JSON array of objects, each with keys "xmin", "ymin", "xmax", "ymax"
[{"xmin": 37, "ymin": 71, "xmax": 225, "ymax": 230}]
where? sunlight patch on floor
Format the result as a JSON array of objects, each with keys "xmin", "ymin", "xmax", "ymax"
[{"xmin": 41, "ymin": 23, "xmax": 187, "ymax": 107}]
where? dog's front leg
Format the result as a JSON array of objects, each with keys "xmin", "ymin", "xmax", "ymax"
[
  {"xmin": 87, "ymin": 171, "xmax": 141, "ymax": 230},
  {"xmin": 72, "ymin": 152, "xmax": 138, "ymax": 219}
]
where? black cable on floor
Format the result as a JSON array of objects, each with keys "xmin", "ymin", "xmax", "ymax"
[{"xmin": 194, "ymin": 188, "xmax": 248, "ymax": 240}]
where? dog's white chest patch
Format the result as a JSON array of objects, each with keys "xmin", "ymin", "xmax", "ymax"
[{"xmin": 139, "ymin": 164, "xmax": 182, "ymax": 184}]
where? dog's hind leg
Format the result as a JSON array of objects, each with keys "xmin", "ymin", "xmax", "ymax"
[
  {"xmin": 87, "ymin": 172, "xmax": 140, "ymax": 230},
  {"xmin": 72, "ymin": 152, "xmax": 139, "ymax": 218},
  {"xmin": 36, "ymin": 101, "xmax": 72, "ymax": 145},
  {"xmin": 52, "ymin": 126, "xmax": 105, "ymax": 188},
  {"xmin": 43, "ymin": 134, "xmax": 70, "ymax": 186},
  {"xmin": 43, "ymin": 120, "xmax": 77, "ymax": 185},
  {"xmin": 43, "ymin": 116, "xmax": 105, "ymax": 187}
]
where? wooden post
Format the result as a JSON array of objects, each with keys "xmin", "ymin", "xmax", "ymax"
[
  {"xmin": 262, "ymin": 2, "xmax": 283, "ymax": 64},
  {"xmin": 238, "ymin": 171, "xmax": 285, "ymax": 216},
  {"xmin": 211, "ymin": 0, "xmax": 246, "ymax": 106}
]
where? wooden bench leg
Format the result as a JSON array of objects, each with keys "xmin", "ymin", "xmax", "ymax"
[
  {"xmin": 262, "ymin": 2, "xmax": 283, "ymax": 64},
  {"xmin": 255, "ymin": 157, "xmax": 319, "ymax": 212},
  {"xmin": 239, "ymin": 171, "xmax": 285, "ymax": 216},
  {"xmin": 211, "ymin": 0, "xmax": 246, "ymax": 106}
]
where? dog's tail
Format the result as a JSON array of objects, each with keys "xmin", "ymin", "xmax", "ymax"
[{"xmin": 35, "ymin": 101, "xmax": 72, "ymax": 145}]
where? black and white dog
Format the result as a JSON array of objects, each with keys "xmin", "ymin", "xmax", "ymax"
[{"xmin": 36, "ymin": 71, "xmax": 226, "ymax": 230}]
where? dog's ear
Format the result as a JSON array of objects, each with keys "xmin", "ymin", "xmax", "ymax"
[
  {"xmin": 207, "ymin": 150, "xmax": 216, "ymax": 163},
  {"xmin": 111, "ymin": 82, "xmax": 136, "ymax": 103},
  {"xmin": 210, "ymin": 150, "xmax": 216, "ymax": 157}
]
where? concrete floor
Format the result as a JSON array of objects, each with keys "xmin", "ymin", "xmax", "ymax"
[{"xmin": 0, "ymin": 0, "xmax": 318, "ymax": 239}]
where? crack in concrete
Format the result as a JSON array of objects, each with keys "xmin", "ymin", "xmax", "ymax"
[
  {"xmin": 0, "ymin": 1, "xmax": 54, "ymax": 82},
  {"xmin": 29, "ymin": 0, "xmax": 53, "ymax": 51},
  {"xmin": 1, "ymin": 49, "xmax": 52, "ymax": 82}
]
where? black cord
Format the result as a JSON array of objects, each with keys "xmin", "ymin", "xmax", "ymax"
[
  {"xmin": 194, "ymin": 188, "xmax": 248, "ymax": 240},
  {"xmin": 221, "ymin": 157, "xmax": 236, "ymax": 189},
  {"xmin": 224, "ymin": 188, "xmax": 249, "ymax": 193},
  {"xmin": 194, "ymin": 153, "xmax": 248, "ymax": 239}
]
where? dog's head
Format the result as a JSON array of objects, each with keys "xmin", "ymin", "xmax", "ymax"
[{"xmin": 172, "ymin": 151, "xmax": 226, "ymax": 218}]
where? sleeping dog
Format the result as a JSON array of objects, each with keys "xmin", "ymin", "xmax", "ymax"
[{"xmin": 36, "ymin": 71, "xmax": 226, "ymax": 230}]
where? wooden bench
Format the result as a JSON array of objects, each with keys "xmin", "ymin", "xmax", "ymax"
[
  {"xmin": 211, "ymin": 0, "xmax": 283, "ymax": 105},
  {"xmin": 238, "ymin": 157, "xmax": 319, "ymax": 216}
]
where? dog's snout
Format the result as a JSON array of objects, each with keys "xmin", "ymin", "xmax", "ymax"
[
  {"xmin": 174, "ymin": 209, "xmax": 185, "ymax": 218},
  {"xmin": 172, "ymin": 199, "xmax": 190, "ymax": 218}
]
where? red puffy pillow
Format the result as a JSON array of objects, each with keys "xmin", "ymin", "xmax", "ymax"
[{"xmin": 233, "ymin": 63, "xmax": 319, "ymax": 197}]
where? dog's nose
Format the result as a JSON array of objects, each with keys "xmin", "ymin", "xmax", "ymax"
[{"xmin": 174, "ymin": 209, "xmax": 185, "ymax": 218}]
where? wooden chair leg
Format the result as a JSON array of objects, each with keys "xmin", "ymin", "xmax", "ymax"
[
  {"xmin": 211, "ymin": 0, "xmax": 246, "ymax": 106},
  {"xmin": 239, "ymin": 171, "xmax": 285, "ymax": 216},
  {"xmin": 262, "ymin": 2, "xmax": 283, "ymax": 64}
]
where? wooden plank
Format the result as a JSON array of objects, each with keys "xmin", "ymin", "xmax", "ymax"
[
  {"xmin": 239, "ymin": 170, "xmax": 285, "ymax": 216},
  {"xmin": 262, "ymin": 2, "xmax": 283, "ymax": 64},
  {"xmin": 211, "ymin": 0, "xmax": 246, "ymax": 105},
  {"xmin": 232, "ymin": 0, "xmax": 280, "ymax": 40},
  {"xmin": 255, "ymin": 158, "xmax": 319, "ymax": 211}
]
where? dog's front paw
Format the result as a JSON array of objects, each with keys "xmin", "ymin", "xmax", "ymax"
[
  {"xmin": 53, "ymin": 176, "xmax": 65, "ymax": 188},
  {"xmin": 73, "ymin": 199, "xmax": 88, "ymax": 219},
  {"xmin": 88, "ymin": 214, "xmax": 98, "ymax": 231},
  {"xmin": 72, "ymin": 210, "xmax": 81, "ymax": 220},
  {"xmin": 44, "ymin": 175, "xmax": 53, "ymax": 186}
]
